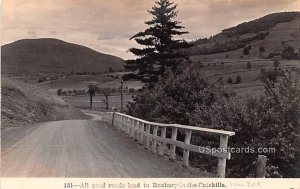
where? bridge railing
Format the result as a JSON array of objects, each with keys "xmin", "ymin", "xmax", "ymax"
[{"xmin": 101, "ymin": 112, "xmax": 235, "ymax": 178}]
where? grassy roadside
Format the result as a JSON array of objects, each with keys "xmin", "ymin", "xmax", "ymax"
[{"xmin": 1, "ymin": 77, "xmax": 87, "ymax": 132}]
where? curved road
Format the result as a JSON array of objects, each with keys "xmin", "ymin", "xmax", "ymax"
[{"xmin": 1, "ymin": 114, "xmax": 210, "ymax": 177}]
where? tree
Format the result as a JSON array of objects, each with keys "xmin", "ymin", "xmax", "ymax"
[
  {"xmin": 87, "ymin": 85, "xmax": 99, "ymax": 110},
  {"xmin": 243, "ymin": 46, "xmax": 250, "ymax": 56},
  {"xmin": 236, "ymin": 75, "xmax": 241, "ymax": 83},
  {"xmin": 227, "ymin": 77, "xmax": 233, "ymax": 84},
  {"xmin": 125, "ymin": 0, "xmax": 190, "ymax": 83},
  {"xmin": 56, "ymin": 88, "xmax": 63, "ymax": 96},
  {"xmin": 109, "ymin": 67, "xmax": 114, "ymax": 73},
  {"xmin": 101, "ymin": 88, "xmax": 112, "ymax": 110},
  {"xmin": 247, "ymin": 61, "xmax": 252, "ymax": 70},
  {"xmin": 282, "ymin": 46, "xmax": 297, "ymax": 59},
  {"xmin": 259, "ymin": 46, "xmax": 265, "ymax": 57},
  {"xmin": 274, "ymin": 60, "xmax": 280, "ymax": 68}
]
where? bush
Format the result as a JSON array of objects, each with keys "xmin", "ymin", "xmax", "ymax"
[
  {"xmin": 247, "ymin": 62, "xmax": 251, "ymax": 69},
  {"xmin": 129, "ymin": 88, "xmax": 135, "ymax": 93},
  {"xmin": 37, "ymin": 77, "xmax": 47, "ymax": 83},
  {"xmin": 236, "ymin": 76, "xmax": 241, "ymax": 83},
  {"xmin": 127, "ymin": 66, "xmax": 235, "ymax": 124},
  {"xmin": 190, "ymin": 70, "xmax": 300, "ymax": 177},
  {"xmin": 260, "ymin": 68, "xmax": 284, "ymax": 83},
  {"xmin": 217, "ymin": 77, "xmax": 223, "ymax": 84},
  {"xmin": 127, "ymin": 64, "xmax": 300, "ymax": 177},
  {"xmin": 274, "ymin": 60, "xmax": 280, "ymax": 68},
  {"xmin": 282, "ymin": 46, "xmax": 298, "ymax": 59},
  {"xmin": 243, "ymin": 46, "xmax": 250, "ymax": 55},
  {"xmin": 227, "ymin": 77, "xmax": 233, "ymax": 84},
  {"xmin": 109, "ymin": 67, "xmax": 114, "ymax": 73},
  {"xmin": 259, "ymin": 46, "xmax": 265, "ymax": 56},
  {"xmin": 56, "ymin": 88, "xmax": 62, "ymax": 96}
]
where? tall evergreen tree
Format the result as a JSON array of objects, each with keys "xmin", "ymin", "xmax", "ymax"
[{"xmin": 125, "ymin": 0, "xmax": 190, "ymax": 83}]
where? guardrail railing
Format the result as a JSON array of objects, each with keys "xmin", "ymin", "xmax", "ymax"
[{"xmin": 101, "ymin": 112, "xmax": 235, "ymax": 178}]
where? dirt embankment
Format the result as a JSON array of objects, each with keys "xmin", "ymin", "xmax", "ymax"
[{"xmin": 1, "ymin": 77, "xmax": 86, "ymax": 131}]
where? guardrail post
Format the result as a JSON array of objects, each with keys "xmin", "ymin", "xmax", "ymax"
[
  {"xmin": 126, "ymin": 117, "xmax": 130, "ymax": 134},
  {"xmin": 139, "ymin": 122, "xmax": 144, "ymax": 144},
  {"xmin": 130, "ymin": 119, "xmax": 135, "ymax": 138},
  {"xmin": 256, "ymin": 155, "xmax": 267, "ymax": 178},
  {"xmin": 121, "ymin": 116, "xmax": 124, "ymax": 131},
  {"xmin": 145, "ymin": 124, "xmax": 151, "ymax": 149},
  {"xmin": 170, "ymin": 128, "xmax": 178, "ymax": 160},
  {"xmin": 134, "ymin": 121, "xmax": 139, "ymax": 141},
  {"xmin": 111, "ymin": 111, "xmax": 115, "ymax": 126},
  {"xmin": 118, "ymin": 115, "xmax": 121, "ymax": 128},
  {"xmin": 183, "ymin": 130, "xmax": 192, "ymax": 167},
  {"xmin": 217, "ymin": 135, "xmax": 229, "ymax": 178},
  {"xmin": 159, "ymin": 127, "xmax": 167, "ymax": 156},
  {"xmin": 152, "ymin": 125, "xmax": 158, "ymax": 153}
]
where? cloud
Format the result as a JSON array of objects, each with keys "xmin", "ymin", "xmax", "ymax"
[{"xmin": 2, "ymin": 0, "xmax": 300, "ymax": 59}]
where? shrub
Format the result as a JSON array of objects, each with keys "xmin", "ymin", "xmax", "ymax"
[
  {"xmin": 282, "ymin": 46, "xmax": 298, "ymax": 59},
  {"xmin": 243, "ymin": 46, "xmax": 250, "ymax": 55},
  {"xmin": 37, "ymin": 77, "xmax": 47, "ymax": 83},
  {"xmin": 56, "ymin": 88, "xmax": 63, "ymax": 96},
  {"xmin": 127, "ymin": 66, "xmax": 235, "ymax": 125},
  {"xmin": 274, "ymin": 60, "xmax": 280, "ymax": 68},
  {"xmin": 259, "ymin": 46, "xmax": 265, "ymax": 57},
  {"xmin": 227, "ymin": 77, "xmax": 233, "ymax": 84},
  {"xmin": 247, "ymin": 62, "xmax": 251, "ymax": 69},
  {"xmin": 127, "ymin": 64, "xmax": 300, "ymax": 178},
  {"xmin": 129, "ymin": 88, "xmax": 136, "ymax": 93},
  {"xmin": 259, "ymin": 68, "xmax": 284, "ymax": 83},
  {"xmin": 217, "ymin": 77, "xmax": 223, "ymax": 84},
  {"xmin": 190, "ymin": 70, "xmax": 300, "ymax": 177},
  {"xmin": 109, "ymin": 67, "xmax": 114, "ymax": 73},
  {"xmin": 236, "ymin": 76, "xmax": 241, "ymax": 83}
]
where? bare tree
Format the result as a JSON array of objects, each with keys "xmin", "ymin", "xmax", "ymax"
[
  {"xmin": 87, "ymin": 84, "xmax": 99, "ymax": 110},
  {"xmin": 101, "ymin": 88, "xmax": 112, "ymax": 110}
]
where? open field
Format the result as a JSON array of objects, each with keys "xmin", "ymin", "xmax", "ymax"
[
  {"xmin": 64, "ymin": 94, "xmax": 134, "ymax": 111},
  {"xmin": 196, "ymin": 59, "xmax": 300, "ymax": 96},
  {"xmin": 37, "ymin": 74, "xmax": 144, "ymax": 92}
]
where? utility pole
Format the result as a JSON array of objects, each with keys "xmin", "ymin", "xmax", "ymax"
[{"xmin": 120, "ymin": 79, "xmax": 124, "ymax": 112}]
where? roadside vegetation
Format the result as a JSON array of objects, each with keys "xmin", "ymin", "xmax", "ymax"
[
  {"xmin": 125, "ymin": 0, "xmax": 300, "ymax": 177},
  {"xmin": 127, "ymin": 64, "xmax": 300, "ymax": 177}
]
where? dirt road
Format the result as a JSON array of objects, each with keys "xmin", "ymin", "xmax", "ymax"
[{"xmin": 1, "ymin": 114, "xmax": 211, "ymax": 177}]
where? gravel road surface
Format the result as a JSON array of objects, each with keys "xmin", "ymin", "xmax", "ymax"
[{"xmin": 1, "ymin": 114, "xmax": 212, "ymax": 177}]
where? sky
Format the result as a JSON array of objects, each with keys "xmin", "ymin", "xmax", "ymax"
[{"xmin": 2, "ymin": 0, "xmax": 300, "ymax": 59}]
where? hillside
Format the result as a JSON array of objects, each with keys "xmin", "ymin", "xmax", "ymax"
[
  {"xmin": 1, "ymin": 77, "xmax": 86, "ymax": 131},
  {"xmin": 189, "ymin": 12, "xmax": 300, "ymax": 60},
  {"xmin": 1, "ymin": 38, "xmax": 124, "ymax": 75}
]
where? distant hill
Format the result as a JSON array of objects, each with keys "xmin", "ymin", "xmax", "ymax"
[
  {"xmin": 189, "ymin": 12, "xmax": 300, "ymax": 59},
  {"xmin": 1, "ymin": 38, "xmax": 124, "ymax": 75}
]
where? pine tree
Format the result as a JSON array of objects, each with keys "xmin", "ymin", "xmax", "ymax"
[{"xmin": 125, "ymin": 0, "xmax": 190, "ymax": 83}]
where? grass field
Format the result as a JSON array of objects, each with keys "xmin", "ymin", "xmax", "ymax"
[
  {"xmin": 64, "ymin": 94, "xmax": 134, "ymax": 111},
  {"xmin": 198, "ymin": 59, "xmax": 300, "ymax": 96},
  {"xmin": 27, "ymin": 58, "xmax": 299, "ymax": 111}
]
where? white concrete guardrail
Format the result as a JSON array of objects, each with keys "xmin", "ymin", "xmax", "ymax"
[{"xmin": 100, "ymin": 111, "xmax": 235, "ymax": 178}]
